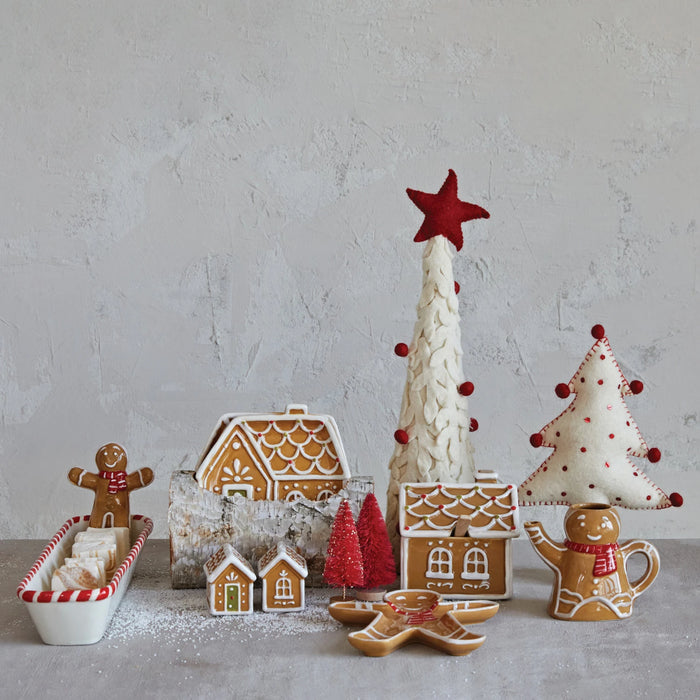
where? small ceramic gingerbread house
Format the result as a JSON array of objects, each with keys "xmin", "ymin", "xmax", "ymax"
[
  {"xmin": 258, "ymin": 541, "xmax": 308, "ymax": 612},
  {"xmin": 204, "ymin": 544, "xmax": 256, "ymax": 615},
  {"xmin": 399, "ymin": 473, "xmax": 519, "ymax": 600},
  {"xmin": 194, "ymin": 404, "xmax": 351, "ymax": 502}
]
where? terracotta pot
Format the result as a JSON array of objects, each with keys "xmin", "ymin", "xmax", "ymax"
[{"xmin": 524, "ymin": 503, "xmax": 660, "ymax": 620}]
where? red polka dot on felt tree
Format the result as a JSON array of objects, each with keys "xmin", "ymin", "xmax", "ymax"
[{"xmin": 394, "ymin": 343, "xmax": 409, "ymax": 357}]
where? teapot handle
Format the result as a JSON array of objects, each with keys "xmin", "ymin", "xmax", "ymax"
[{"xmin": 620, "ymin": 540, "xmax": 660, "ymax": 598}]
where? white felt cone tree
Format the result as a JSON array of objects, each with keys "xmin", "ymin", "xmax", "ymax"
[
  {"xmin": 386, "ymin": 170, "xmax": 490, "ymax": 551},
  {"xmin": 519, "ymin": 324, "xmax": 683, "ymax": 509}
]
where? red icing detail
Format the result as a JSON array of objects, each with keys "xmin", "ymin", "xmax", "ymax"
[
  {"xmin": 458, "ymin": 381, "xmax": 474, "ymax": 396},
  {"xmin": 404, "ymin": 526, "xmax": 410, "ymax": 530},
  {"xmin": 511, "ymin": 506, "xmax": 516, "ymax": 511},
  {"xmin": 591, "ymin": 324, "xmax": 605, "ymax": 340},
  {"xmin": 394, "ymin": 343, "xmax": 409, "ymax": 357},
  {"xmin": 630, "ymin": 380, "xmax": 644, "ymax": 395},
  {"xmin": 421, "ymin": 494, "xmax": 426, "ymax": 499},
  {"xmin": 555, "ymin": 383, "xmax": 570, "ymax": 399},
  {"xmin": 469, "ymin": 418, "xmax": 479, "ymax": 432},
  {"xmin": 437, "ymin": 484, "xmax": 443, "ymax": 489},
  {"xmin": 647, "ymin": 447, "xmax": 661, "ymax": 463},
  {"xmin": 394, "ymin": 429, "xmax": 409, "ymax": 444},
  {"xmin": 438, "ymin": 504, "xmax": 444, "ymax": 510},
  {"xmin": 530, "ymin": 433, "xmax": 543, "ymax": 448},
  {"xmin": 454, "ymin": 281, "xmax": 460, "ymax": 294},
  {"xmin": 670, "ymin": 492, "xmax": 684, "ymax": 507},
  {"xmin": 407, "ymin": 170, "xmax": 490, "ymax": 251},
  {"xmin": 507, "ymin": 485, "xmax": 513, "ymax": 489}
]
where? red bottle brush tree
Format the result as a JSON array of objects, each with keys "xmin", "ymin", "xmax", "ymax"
[
  {"xmin": 323, "ymin": 499, "xmax": 364, "ymax": 598},
  {"xmin": 357, "ymin": 492, "xmax": 397, "ymax": 590}
]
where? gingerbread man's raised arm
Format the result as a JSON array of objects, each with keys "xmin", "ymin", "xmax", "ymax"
[{"xmin": 68, "ymin": 467, "xmax": 100, "ymax": 490}]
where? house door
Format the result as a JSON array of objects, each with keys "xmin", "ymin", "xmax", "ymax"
[{"xmin": 225, "ymin": 583, "xmax": 240, "ymax": 612}]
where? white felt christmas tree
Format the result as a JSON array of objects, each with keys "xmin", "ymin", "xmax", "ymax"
[
  {"xmin": 386, "ymin": 170, "xmax": 490, "ymax": 547},
  {"xmin": 519, "ymin": 324, "xmax": 682, "ymax": 509}
]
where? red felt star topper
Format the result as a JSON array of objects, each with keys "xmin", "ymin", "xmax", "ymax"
[{"xmin": 407, "ymin": 169, "xmax": 490, "ymax": 251}]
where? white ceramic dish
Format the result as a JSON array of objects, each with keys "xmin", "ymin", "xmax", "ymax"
[{"xmin": 17, "ymin": 514, "xmax": 153, "ymax": 645}]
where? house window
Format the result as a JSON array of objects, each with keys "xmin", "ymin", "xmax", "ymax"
[
  {"xmin": 274, "ymin": 571, "xmax": 293, "ymax": 600},
  {"xmin": 285, "ymin": 490, "xmax": 304, "ymax": 502},
  {"xmin": 426, "ymin": 547, "xmax": 453, "ymax": 579},
  {"xmin": 461, "ymin": 547, "xmax": 489, "ymax": 581}
]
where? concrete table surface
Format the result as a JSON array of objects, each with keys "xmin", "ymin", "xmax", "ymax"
[{"xmin": 3, "ymin": 538, "xmax": 698, "ymax": 699}]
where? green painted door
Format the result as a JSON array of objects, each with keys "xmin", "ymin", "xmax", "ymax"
[{"xmin": 225, "ymin": 583, "xmax": 239, "ymax": 612}]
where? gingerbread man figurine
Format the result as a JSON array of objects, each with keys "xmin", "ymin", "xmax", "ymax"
[{"xmin": 69, "ymin": 443, "xmax": 154, "ymax": 528}]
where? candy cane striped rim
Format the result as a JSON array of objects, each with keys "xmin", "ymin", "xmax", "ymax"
[{"xmin": 16, "ymin": 515, "xmax": 153, "ymax": 603}]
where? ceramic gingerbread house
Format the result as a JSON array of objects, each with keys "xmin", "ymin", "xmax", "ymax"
[
  {"xmin": 258, "ymin": 541, "xmax": 308, "ymax": 612},
  {"xmin": 194, "ymin": 404, "xmax": 351, "ymax": 502},
  {"xmin": 398, "ymin": 473, "xmax": 519, "ymax": 599},
  {"xmin": 204, "ymin": 544, "xmax": 256, "ymax": 615}
]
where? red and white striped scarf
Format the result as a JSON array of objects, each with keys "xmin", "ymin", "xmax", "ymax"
[
  {"xmin": 100, "ymin": 470, "xmax": 128, "ymax": 494},
  {"xmin": 565, "ymin": 540, "xmax": 619, "ymax": 576},
  {"xmin": 386, "ymin": 598, "xmax": 439, "ymax": 625}
]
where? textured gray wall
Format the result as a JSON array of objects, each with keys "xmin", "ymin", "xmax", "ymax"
[{"xmin": 1, "ymin": 1, "xmax": 698, "ymax": 539}]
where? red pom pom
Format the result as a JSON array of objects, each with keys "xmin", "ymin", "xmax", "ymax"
[
  {"xmin": 629, "ymin": 380, "xmax": 644, "ymax": 395},
  {"xmin": 647, "ymin": 447, "xmax": 661, "ymax": 463},
  {"xmin": 394, "ymin": 429, "xmax": 409, "ymax": 445},
  {"xmin": 530, "ymin": 433, "xmax": 544, "ymax": 448},
  {"xmin": 394, "ymin": 343, "xmax": 409, "ymax": 357},
  {"xmin": 670, "ymin": 492, "xmax": 683, "ymax": 507},
  {"xmin": 469, "ymin": 418, "xmax": 478, "ymax": 432},
  {"xmin": 591, "ymin": 324, "xmax": 606, "ymax": 340},
  {"xmin": 555, "ymin": 383, "xmax": 571, "ymax": 399},
  {"xmin": 458, "ymin": 381, "xmax": 474, "ymax": 397},
  {"xmin": 454, "ymin": 281, "xmax": 460, "ymax": 294}
]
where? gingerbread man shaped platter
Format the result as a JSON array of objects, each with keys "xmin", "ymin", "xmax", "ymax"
[
  {"xmin": 328, "ymin": 590, "xmax": 499, "ymax": 656},
  {"xmin": 68, "ymin": 443, "xmax": 153, "ymax": 528}
]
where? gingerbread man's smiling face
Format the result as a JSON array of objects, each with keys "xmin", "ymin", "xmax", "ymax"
[
  {"xmin": 95, "ymin": 443, "xmax": 127, "ymax": 472},
  {"xmin": 564, "ymin": 505, "xmax": 619, "ymax": 545}
]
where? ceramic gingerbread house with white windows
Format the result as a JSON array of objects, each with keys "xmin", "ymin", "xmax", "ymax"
[
  {"xmin": 398, "ymin": 473, "xmax": 520, "ymax": 600},
  {"xmin": 204, "ymin": 544, "xmax": 256, "ymax": 615},
  {"xmin": 258, "ymin": 541, "xmax": 308, "ymax": 612},
  {"xmin": 194, "ymin": 404, "xmax": 351, "ymax": 502}
]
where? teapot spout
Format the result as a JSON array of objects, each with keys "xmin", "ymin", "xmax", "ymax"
[{"xmin": 524, "ymin": 520, "xmax": 564, "ymax": 570}]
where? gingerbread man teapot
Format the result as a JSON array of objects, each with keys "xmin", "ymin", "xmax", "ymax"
[
  {"xmin": 524, "ymin": 503, "xmax": 660, "ymax": 621},
  {"xmin": 69, "ymin": 443, "xmax": 153, "ymax": 528}
]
